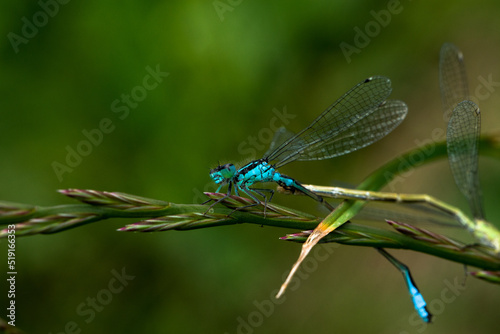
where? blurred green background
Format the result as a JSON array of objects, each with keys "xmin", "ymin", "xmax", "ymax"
[{"xmin": 1, "ymin": 0, "xmax": 500, "ymax": 333}]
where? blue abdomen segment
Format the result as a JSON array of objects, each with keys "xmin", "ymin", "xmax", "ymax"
[
  {"xmin": 275, "ymin": 174, "xmax": 295, "ymax": 187},
  {"xmin": 406, "ymin": 274, "xmax": 432, "ymax": 323}
]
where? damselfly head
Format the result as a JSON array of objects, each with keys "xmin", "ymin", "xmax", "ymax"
[{"xmin": 209, "ymin": 163, "xmax": 236, "ymax": 184}]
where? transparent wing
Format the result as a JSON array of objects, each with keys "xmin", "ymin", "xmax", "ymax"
[
  {"xmin": 265, "ymin": 76, "xmax": 394, "ymax": 167},
  {"xmin": 284, "ymin": 100, "xmax": 407, "ymax": 164},
  {"xmin": 263, "ymin": 127, "xmax": 298, "ymax": 157},
  {"xmin": 439, "ymin": 43, "xmax": 469, "ymax": 119},
  {"xmin": 447, "ymin": 100, "xmax": 484, "ymax": 219}
]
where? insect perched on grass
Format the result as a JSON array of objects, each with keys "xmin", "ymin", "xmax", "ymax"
[
  {"xmin": 207, "ymin": 76, "xmax": 436, "ymax": 321},
  {"xmin": 208, "ymin": 76, "xmax": 407, "ymax": 213}
]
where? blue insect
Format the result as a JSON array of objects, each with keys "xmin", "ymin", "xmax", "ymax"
[
  {"xmin": 208, "ymin": 75, "xmax": 434, "ymax": 322},
  {"xmin": 378, "ymin": 249, "xmax": 432, "ymax": 323},
  {"xmin": 209, "ymin": 76, "xmax": 407, "ymax": 211}
]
